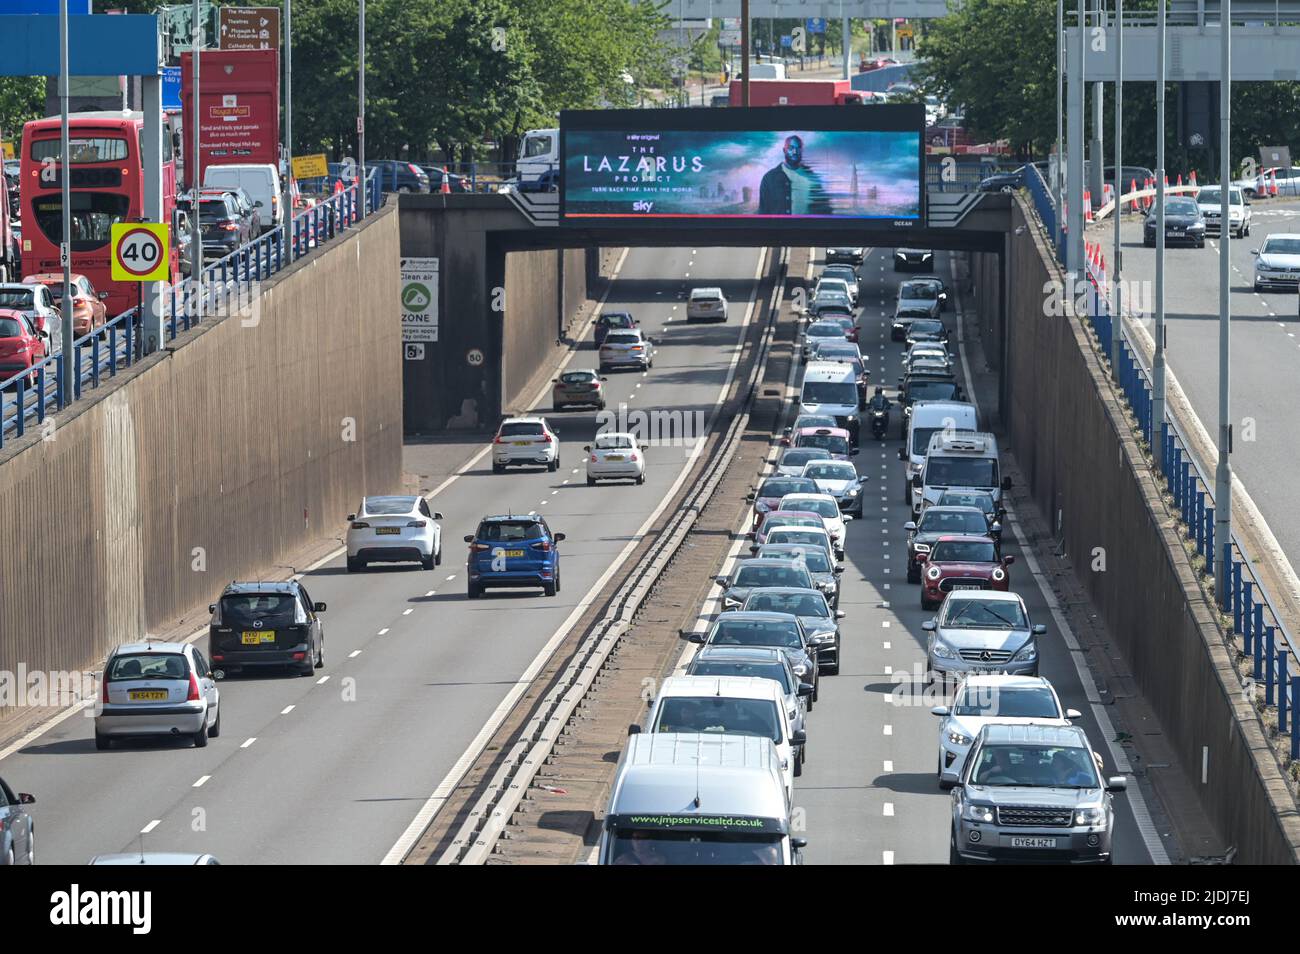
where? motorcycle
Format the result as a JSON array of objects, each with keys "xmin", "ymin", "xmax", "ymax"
[{"xmin": 870, "ymin": 406, "xmax": 889, "ymax": 440}]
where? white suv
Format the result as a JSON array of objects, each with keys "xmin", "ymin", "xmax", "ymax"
[
  {"xmin": 493, "ymin": 416, "xmax": 561, "ymax": 473},
  {"xmin": 686, "ymin": 286, "xmax": 728, "ymax": 322},
  {"xmin": 345, "ymin": 495, "xmax": 443, "ymax": 572}
]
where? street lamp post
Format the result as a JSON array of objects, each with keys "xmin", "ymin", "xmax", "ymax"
[
  {"xmin": 58, "ymin": 0, "xmax": 72, "ymax": 407},
  {"xmin": 1112, "ymin": 0, "xmax": 1123, "ymax": 378},
  {"xmin": 358, "ymin": 0, "xmax": 366, "ymax": 211},
  {"xmin": 1151, "ymin": 0, "xmax": 1167, "ymax": 455},
  {"xmin": 1055, "ymin": 0, "xmax": 1063, "ymax": 251},
  {"xmin": 191, "ymin": 0, "xmax": 203, "ymax": 314},
  {"xmin": 1215, "ymin": 0, "xmax": 1233, "ymax": 603}
]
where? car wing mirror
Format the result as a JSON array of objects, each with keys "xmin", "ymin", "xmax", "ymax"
[
  {"xmin": 584, "ymin": 445, "xmax": 592, "ymax": 452},
  {"xmin": 1065, "ymin": 708, "xmax": 1082, "ymax": 720},
  {"xmin": 921, "ymin": 620, "xmax": 937, "ymax": 631},
  {"xmin": 347, "ymin": 514, "xmax": 357, "ymax": 521},
  {"xmin": 903, "ymin": 521, "xmax": 917, "ymax": 531},
  {"xmin": 463, "ymin": 534, "xmax": 474, "ymax": 543},
  {"xmin": 18, "ymin": 793, "xmax": 34, "ymax": 805},
  {"xmin": 1001, "ymin": 476, "xmax": 1013, "ymax": 490},
  {"xmin": 433, "ymin": 512, "xmax": 444, "ymax": 520},
  {"xmin": 1031, "ymin": 623, "xmax": 1047, "ymax": 635},
  {"xmin": 835, "ymin": 610, "xmax": 847, "ymax": 619},
  {"xmin": 930, "ymin": 705, "xmax": 950, "ymax": 716},
  {"xmin": 798, "ymin": 683, "xmax": 814, "ymax": 697},
  {"xmin": 790, "ymin": 729, "xmax": 807, "ymax": 746},
  {"xmin": 208, "ymin": 603, "xmax": 216, "ymax": 613},
  {"xmin": 1106, "ymin": 776, "xmax": 1128, "ymax": 793},
  {"xmin": 627, "ymin": 724, "xmax": 642, "ymax": 736},
  {"xmin": 553, "ymin": 532, "xmax": 566, "ymax": 542},
  {"xmin": 898, "ymin": 448, "xmax": 908, "ymax": 461},
  {"xmin": 314, "ymin": 602, "xmax": 327, "ymax": 612},
  {"xmin": 1004, "ymin": 555, "xmax": 1015, "ymax": 565},
  {"xmin": 833, "ymin": 563, "xmax": 844, "ymax": 574}
]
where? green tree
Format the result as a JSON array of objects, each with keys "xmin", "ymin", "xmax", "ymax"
[{"xmin": 0, "ymin": 77, "xmax": 46, "ymax": 146}]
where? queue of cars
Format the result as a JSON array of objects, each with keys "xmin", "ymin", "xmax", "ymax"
[{"xmin": 600, "ymin": 248, "xmax": 1125, "ymax": 865}]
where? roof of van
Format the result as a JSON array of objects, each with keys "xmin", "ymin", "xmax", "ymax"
[
  {"xmin": 909, "ymin": 401, "xmax": 977, "ymax": 421},
  {"xmin": 609, "ymin": 733, "xmax": 788, "ymax": 820},
  {"xmin": 927, "ymin": 431, "xmax": 998, "ymax": 455},
  {"xmin": 656, "ymin": 675, "xmax": 786, "ymax": 703},
  {"xmin": 802, "ymin": 361, "xmax": 859, "ymax": 380}
]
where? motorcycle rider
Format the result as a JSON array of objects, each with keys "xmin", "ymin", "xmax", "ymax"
[{"xmin": 868, "ymin": 386, "xmax": 890, "ymax": 438}]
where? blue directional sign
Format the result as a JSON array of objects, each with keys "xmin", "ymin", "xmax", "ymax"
[
  {"xmin": 1, "ymin": 0, "xmax": 91, "ymax": 11},
  {"xmin": 162, "ymin": 66, "xmax": 182, "ymax": 110},
  {"xmin": 780, "ymin": 34, "xmax": 793, "ymax": 48},
  {"xmin": 806, "ymin": 17, "xmax": 827, "ymax": 33}
]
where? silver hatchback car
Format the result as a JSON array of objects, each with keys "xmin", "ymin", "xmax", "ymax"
[
  {"xmin": 598, "ymin": 329, "xmax": 654, "ymax": 372},
  {"xmin": 95, "ymin": 641, "xmax": 221, "ymax": 750}
]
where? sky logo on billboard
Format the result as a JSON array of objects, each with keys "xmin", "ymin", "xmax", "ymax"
[{"xmin": 632, "ymin": 201, "xmax": 654, "ymax": 213}]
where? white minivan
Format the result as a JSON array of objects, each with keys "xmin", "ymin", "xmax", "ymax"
[
  {"xmin": 900, "ymin": 400, "xmax": 978, "ymax": 508},
  {"xmin": 799, "ymin": 360, "xmax": 862, "ymax": 444},
  {"xmin": 203, "ymin": 163, "xmax": 284, "ymax": 235}
]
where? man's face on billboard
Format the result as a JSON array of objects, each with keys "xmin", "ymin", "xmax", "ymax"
[{"xmin": 783, "ymin": 136, "xmax": 803, "ymax": 167}]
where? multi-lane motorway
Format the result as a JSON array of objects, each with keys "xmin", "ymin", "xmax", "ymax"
[{"xmin": 1, "ymin": 245, "xmax": 769, "ymax": 865}]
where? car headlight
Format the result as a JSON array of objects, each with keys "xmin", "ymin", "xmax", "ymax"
[
  {"xmin": 791, "ymin": 662, "xmax": 809, "ymax": 677},
  {"xmin": 846, "ymin": 487, "xmax": 860, "ymax": 497},
  {"xmin": 1012, "ymin": 642, "xmax": 1037, "ymax": 662},
  {"xmin": 926, "ymin": 565, "xmax": 942, "ymax": 581},
  {"xmin": 991, "ymin": 567, "xmax": 1006, "ymax": 581},
  {"xmin": 811, "ymin": 631, "xmax": 835, "ymax": 644},
  {"xmin": 914, "ymin": 543, "xmax": 931, "ymax": 554},
  {"xmin": 947, "ymin": 729, "xmax": 971, "ymax": 746},
  {"xmin": 1074, "ymin": 807, "xmax": 1104, "ymax": 826},
  {"xmin": 964, "ymin": 804, "xmax": 995, "ymax": 823},
  {"xmin": 921, "ymin": 252, "xmax": 932, "ymax": 260},
  {"xmin": 932, "ymin": 641, "xmax": 955, "ymax": 659},
  {"xmin": 1189, "ymin": 222, "xmax": 1205, "ymax": 230}
]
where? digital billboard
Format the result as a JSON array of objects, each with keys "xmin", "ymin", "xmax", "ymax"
[{"xmin": 560, "ymin": 105, "xmax": 924, "ymax": 229}]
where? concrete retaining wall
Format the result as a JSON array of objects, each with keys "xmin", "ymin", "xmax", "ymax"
[
  {"xmin": 973, "ymin": 203, "xmax": 1300, "ymax": 863},
  {"xmin": 501, "ymin": 247, "xmax": 590, "ymax": 409},
  {"xmin": 0, "ymin": 207, "xmax": 403, "ymax": 719}
]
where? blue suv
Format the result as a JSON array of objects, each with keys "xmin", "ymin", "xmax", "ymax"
[{"xmin": 465, "ymin": 514, "xmax": 566, "ymax": 598}]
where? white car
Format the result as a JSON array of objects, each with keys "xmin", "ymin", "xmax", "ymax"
[
  {"xmin": 686, "ymin": 286, "xmax": 728, "ymax": 322},
  {"xmin": 800, "ymin": 459, "xmax": 865, "ymax": 515},
  {"xmin": 1194, "ymin": 186, "xmax": 1251, "ymax": 238},
  {"xmin": 492, "ymin": 416, "xmax": 561, "ymax": 472},
  {"xmin": 644, "ymin": 675, "xmax": 804, "ymax": 796},
  {"xmin": 779, "ymin": 492, "xmax": 851, "ymax": 559},
  {"xmin": 585, "ymin": 431, "xmax": 645, "ymax": 485},
  {"xmin": 1252, "ymin": 233, "xmax": 1300, "ymax": 292},
  {"xmin": 930, "ymin": 674, "xmax": 1082, "ymax": 789},
  {"xmin": 0, "ymin": 282, "xmax": 60, "ymax": 351},
  {"xmin": 346, "ymin": 495, "xmax": 443, "ymax": 572},
  {"xmin": 812, "ymin": 277, "xmax": 854, "ymax": 308}
]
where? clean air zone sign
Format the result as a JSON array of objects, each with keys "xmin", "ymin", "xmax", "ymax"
[{"xmin": 400, "ymin": 257, "xmax": 438, "ymax": 343}]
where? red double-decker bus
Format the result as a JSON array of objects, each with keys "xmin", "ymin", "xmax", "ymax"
[{"xmin": 20, "ymin": 111, "xmax": 179, "ymax": 320}]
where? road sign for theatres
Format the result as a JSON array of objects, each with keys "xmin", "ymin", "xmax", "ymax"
[
  {"xmin": 110, "ymin": 223, "xmax": 170, "ymax": 283},
  {"xmin": 219, "ymin": 6, "xmax": 280, "ymax": 51}
]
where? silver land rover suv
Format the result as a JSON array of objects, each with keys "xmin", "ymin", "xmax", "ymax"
[{"xmin": 950, "ymin": 723, "xmax": 1126, "ymax": 864}]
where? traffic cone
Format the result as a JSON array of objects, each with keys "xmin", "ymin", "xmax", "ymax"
[
  {"xmin": 1190, "ymin": 170, "xmax": 1198, "ymax": 187},
  {"xmin": 1129, "ymin": 179, "xmax": 1140, "ymax": 212},
  {"xmin": 1084, "ymin": 189, "xmax": 1093, "ymax": 222},
  {"xmin": 333, "ymin": 177, "xmax": 344, "ymax": 195},
  {"xmin": 1270, "ymin": 171, "xmax": 1279, "ymax": 197},
  {"xmin": 440, "ymin": 166, "xmax": 451, "ymax": 195}
]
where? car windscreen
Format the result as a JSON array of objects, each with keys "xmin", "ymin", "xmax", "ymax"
[
  {"xmin": 765, "ymin": 530, "xmax": 829, "ymax": 552},
  {"xmin": 106, "ymin": 652, "xmax": 191, "ymax": 682},
  {"xmin": 477, "ymin": 520, "xmax": 544, "ymax": 542},
  {"xmin": 953, "ymin": 686, "xmax": 1058, "ymax": 718},
  {"xmin": 363, "ymin": 496, "xmax": 415, "ymax": 515},
  {"xmin": 1164, "ymin": 198, "xmax": 1199, "ymax": 215},
  {"xmin": 560, "ymin": 371, "xmax": 597, "ymax": 384},
  {"xmin": 217, "ymin": 594, "xmax": 299, "ymax": 627},
  {"xmin": 911, "ymin": 426, "xmax": 945, "ymax": 456},
  {"xmin": 908, "ymin": 382, "xmax": 959, "ymax": 402},
  {"xmin": 899, "ymin": 285, "xmax": 931, "ymax": 300},
  {"xmin": 930, "ymin": 540, "xmax": 997, "ymax": 563},
  {"xmin": 762, "ymin": 546, "xmax": 831, "ymax": 572},
  {"xmin": 0, "ymin": 317, "xmax": 25, "ymax": 337},
  {"xmin": 926, "ymin": 457, "xmax": 998, "ymax": 488},
  {"xmin": 940, "ymin": 492, "xmax": 995, "ymax": 514},
  {"xmin": 970, "ymin": 743, "xmax": 1099, "ymax": 788},
  {"xmin": 919, "ymin": 510, "xmax": 990, "ymax": 536},
  {"xmin": 0, "ymin": 289, "xmax": 35, "ymax": 310},
  {"xmin": 690, "ymin": 660, "xmax": 793, "ymax": 693},
  {"xmin": 1197, "ymin": 188, "xmax": 1243, "ymax": 205},
  {"xmin": 607, "ymin": 831, "xmax": 782, "ymax": 865},
  {"xmin": 796, "ymin": 433, "xmax": 849, "ymax": 455},
  {"xmin": 733, "ymin": 565, "xmax": 813, "ymax": 589},
  {"xmin": 1263, "ymin": 237, "xmax": 1300, "ymax": 255},
  {"xmin": 763, "ymin": 516, "xmax": 821, "ymax": 532},
  {"xmin": 781, "ymin": 449, "xmax": 830, "ymax": 468},
  {"xmin": 784, "ymin": 497, "xmax": 837, "ymax": 518},
  {"xmin": 709, "ymin": 618, "xmax": 803, "ymax": 649},
  {"xmin": 498, "ymin": 422, "xmax": 543, "ymax": 437},
  {"xmin": 804, "ymin": 462, "xmax": 856, "ymax": 481},
  {"xmin": 910, "ymin": 320, "xmax": 945, "ymax": 336},
  {"xmin": 806, "ymin": 322, "xmax": 846, "ymax": 337},
  {"xmin": 654, "ymin": 697, "xmax": 782, "ymax": 743},
  {"xmin": 792, "ymin": 416, "xmax": 838, "ymax": 431},
  {"xmin": 759, "ymin": 478, "xmax": 815, "ymax": 498},
  {"xmin": 599, "ymin": 313, "xmax": 634, "ymax": 327},
  {"xmin": 745, "ymin": 591, "xmax": 829, "ymax": 618},
  {"xmin": 822, "ymin": 267, "xmax": 856, "ymax": 282},
  {"xmin": 942, "ymin": 597, "xmax": 1026, "ymax": 629},
  {"xmin": 595, "ymin": 434, "xmax": 635, "ymax": 449}
]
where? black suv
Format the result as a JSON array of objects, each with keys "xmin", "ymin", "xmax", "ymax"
[
  {"xmin": 208, "ymin": 581, "xmax": 326, "ymax": 677},
  {"xmin": 196, "ymin": 193, "xmax": 254, "ymax": 257},
  {"xmin": 370, "ymin": 160, "xmax": 431, "ymax": 194}
]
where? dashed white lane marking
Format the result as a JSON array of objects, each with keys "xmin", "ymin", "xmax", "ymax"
[
  {"xmin": 884, "ymin": 666, "xmax": 892, "ymax": 676},
  {"xmin": 445, "ymin": 574, "xmax": 457, "ymax": 581},
  {"xmin": 349, "ymin": 650, "xmax": 362, "ymax": 658},
  {"xmin": 551, "ymin": 490, "xmax": 559, "ymax": 495},
  {"xmin": 424, "ymin": 590, "xmax": 435, "ymax": 597},
  {"xmin": 883, "ymin": 724, "xmax": 893, "ymax": 735},
  {"xmin": 402, "ymin": 608, "xmax": 413, "ymax": 616},
  {"xmin": 571, "ymin": 468, "xmax": 580, "ymax": 474},
  {"xmin": 882, "ymin": 620, "xmax": 891, "ymax": 628},
  {"xmin": 240, "ymin": 738, "xmax": 256, "ymax": 749},
  {"xmin": 883, "ymin": 641, "xmax": 891, "ymax": 650},
  {"xmin": 883, "ymin": 803, "xmax": 895, "ymax": 817},
  {"xmin": 281, "ymin": 705, "xmax": 295, "ymax": 715},
  {"xmin": 883, "ymin": 760, "xmax": 894, "ymax": 772},
  {"xmin": 378, "ymin": 628, "xmax": 389, "ymax": 635},
  {"xmin": 562, "ymin": 479, "xmax": 569, "ymax": 485},
  {"xmin": 141, "ymin": 820, "xmax": 161, "ymax": 834},
  {"xmin": 883, "ymin": 850, "xmax": 895, "ymax": 865},
  {"xmin": 192, "ymin": 776, "xmax": 210, "ymax": 788},
  {"xmin": 316, "ymin": 676, "xmax": 330, "ymax": 685}
]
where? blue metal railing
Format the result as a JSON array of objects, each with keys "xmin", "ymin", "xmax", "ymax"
[
  {"xmin": 1025, "ymin": 163, "xmax": 1062, "ymax": 260},
  {"xmin": 1076, "ymin": 238, "xmax": 1300, "ymax": 760},
  {"xmin": 0, "ymin": 175, "xmax": 380, "ymax": 447}
]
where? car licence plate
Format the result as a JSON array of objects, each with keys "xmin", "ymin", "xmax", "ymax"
[
  {"xmin": 1169, "ymin": 229, "xmax": 1184, "ymax": 235},
  {"xmin": 1010, "ymin": 837, "xmax": 1057, "ymax": 849},
  {"xmin": 502, "ymin": 549, "xmax": 525, "ymax": 557},
  {"xmin": 128, "ymin": 690, "xmax": 168, "ymax": 701},
  {"xmin": 512, "ymin": 441, "xmax": 531, "ymax": 446},
  {"xmin": 604, "ymin": 454, "xmax": 625, "ymax": 461},
  {"xmin": 376, "ymin": 527, "xmax": 401, "ymax": 535},
  {"xmin": 952, "ymin": 584, "xmax": 981, "ymax": 591},
  {"xmin": 241, "ymin": 631, "xmax": 275, "ymax": 645}
]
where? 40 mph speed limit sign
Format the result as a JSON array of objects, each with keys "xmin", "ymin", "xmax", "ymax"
[{"xmin": 111, "ymin": 222, "xmax": 171, "ymax": 282}]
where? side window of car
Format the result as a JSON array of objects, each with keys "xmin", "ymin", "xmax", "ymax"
[
  {"xmin": 0, "ymin": 781, "xmax": 11, "ymax": 807},
  {"xmin": 298, "ymin": 586, "xmax": 314, "ymax": 617},
  {"xmin": 418, "ymin": 499, "xmax": 432, "ymax": 519},
  {"xmin": 192, "ymin": 648, "xmax": 208, "ymax": 676}
]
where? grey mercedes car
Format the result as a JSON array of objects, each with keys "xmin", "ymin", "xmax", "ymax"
[
  {"xmin": 741, "ymin": 586, "xmax": 846, "ymax": 675},
  {"xmin": 715, "ymin": 558, "xmax": 815, "ymax": 611},
  {"xmin": 950, "ymin": 723, "xmax": 1126, "ymax": 864},
  {"xmin": 922, "ymin": 590, "xmax": 1044, "ymax": 680}
]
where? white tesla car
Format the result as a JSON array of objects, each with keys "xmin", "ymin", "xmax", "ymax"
[{"xmin": 346, "ymin": 495, "xmax": 443, "ymax": 572}]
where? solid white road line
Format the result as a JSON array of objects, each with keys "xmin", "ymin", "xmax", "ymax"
[
  {"xmin": 192, "ymin": 776, "xmax": 210, "ymax": 788},
  {"xmin": 141, "ymin": 820, "xmax": 160, "ymax": 834},
  {"xmin": 281, "ymin": 705, "xmax": 295, "ymax": 715},
  {"xmin": 240, "ymin": 738, "xmax": 256, "ymax": 749}
]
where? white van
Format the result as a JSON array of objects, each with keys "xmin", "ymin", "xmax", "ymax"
[
  {"xmin": 749, "ymin": 62, "xmax": 786, "ymax": 80},
  {"xmin": 599, "ymin": 732, "xmax": 804, "ymax": 865},
  {"xmin": 641, "ymin": 675, "xmax": 802, "ymax": 798},
  {"xmin": 917, "ymin": 431, "xmax": 1010, "ymax": 515},
  {"xmin": 516, "ymin": 128, "xmax": 559, "ymax": 191},
  {"xmin": 799, "ymin": 360, "xmax": 862, "ymax": 443},
  {"xmin": 202, "ymin": 163, "xmax": 284, "ymax": 235},
  {"xmin": 900, "ymin": 401, "xmax": 978, "ymax": 509}
]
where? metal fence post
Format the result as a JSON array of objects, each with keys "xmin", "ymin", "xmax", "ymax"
[
  {"xmin": 1243, "ymin": 580, "xmax": 1255, "ymax": 652},
  {"xmin": 1278, "ymin": 652, "xmax": 1289, "ymax": 733},
  {"xmin": 1205, "ymin": 509, "xmax": 1214, "ymax": 576},
  {"xmin": 1232, "ymin": 559, "xmax": 1242, "ymax": 628},
  {"xmin": 1292, "ymin": 677, "xmax": 1300, "ymax": 760}
]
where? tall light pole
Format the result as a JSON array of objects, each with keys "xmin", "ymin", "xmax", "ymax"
[
  {"xmin": 285, "ymin": 0, "xmax": 292, "ymax": 254},
  {"xmin": 358, "ymin": 0, "xmax": 366, "ymax": 211},
  {"xmin": 191, "ymin": 0, "xmax": 203, "ymax": 309},
  {"xmin": 1215, "ymin": 0, "xmax": 1233, "ymax": 603},
  {"xmin": 1112, "ymin": 0, "xmax": 1123, "ymax": 378},
  {"xmin": 1089, "ymin": 0, "xmax": 1105, "ymax": 200},
  {"xmin": 1151, "ymin": 0, "xmax": 1167, "ymax": 452},
  {"xmin": 1055, "ymin": 0, "xmax": 1063, "ymax": 251},
  {"xmin": 58, "ymin": 0, "xmax": 72, "ymax": 407},
  {"xmin": 741, "ymin": 0, "xmax": 750, "ymax": 106}
]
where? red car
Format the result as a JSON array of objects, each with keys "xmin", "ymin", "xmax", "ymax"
[
  {"xmin": 0, "ymin": 307, "xmax": 49, "ymax": 388},
  {"xmin": 918, "ymin": 534, "xmax": 1014, "ymax": 610},
  {"xmin": 23, "ymin": 272, "xmax": 107, "ymax": 339},
  {"xmin": 748, "ymin": 476, "xmax": 819, "ymax": 533}
]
